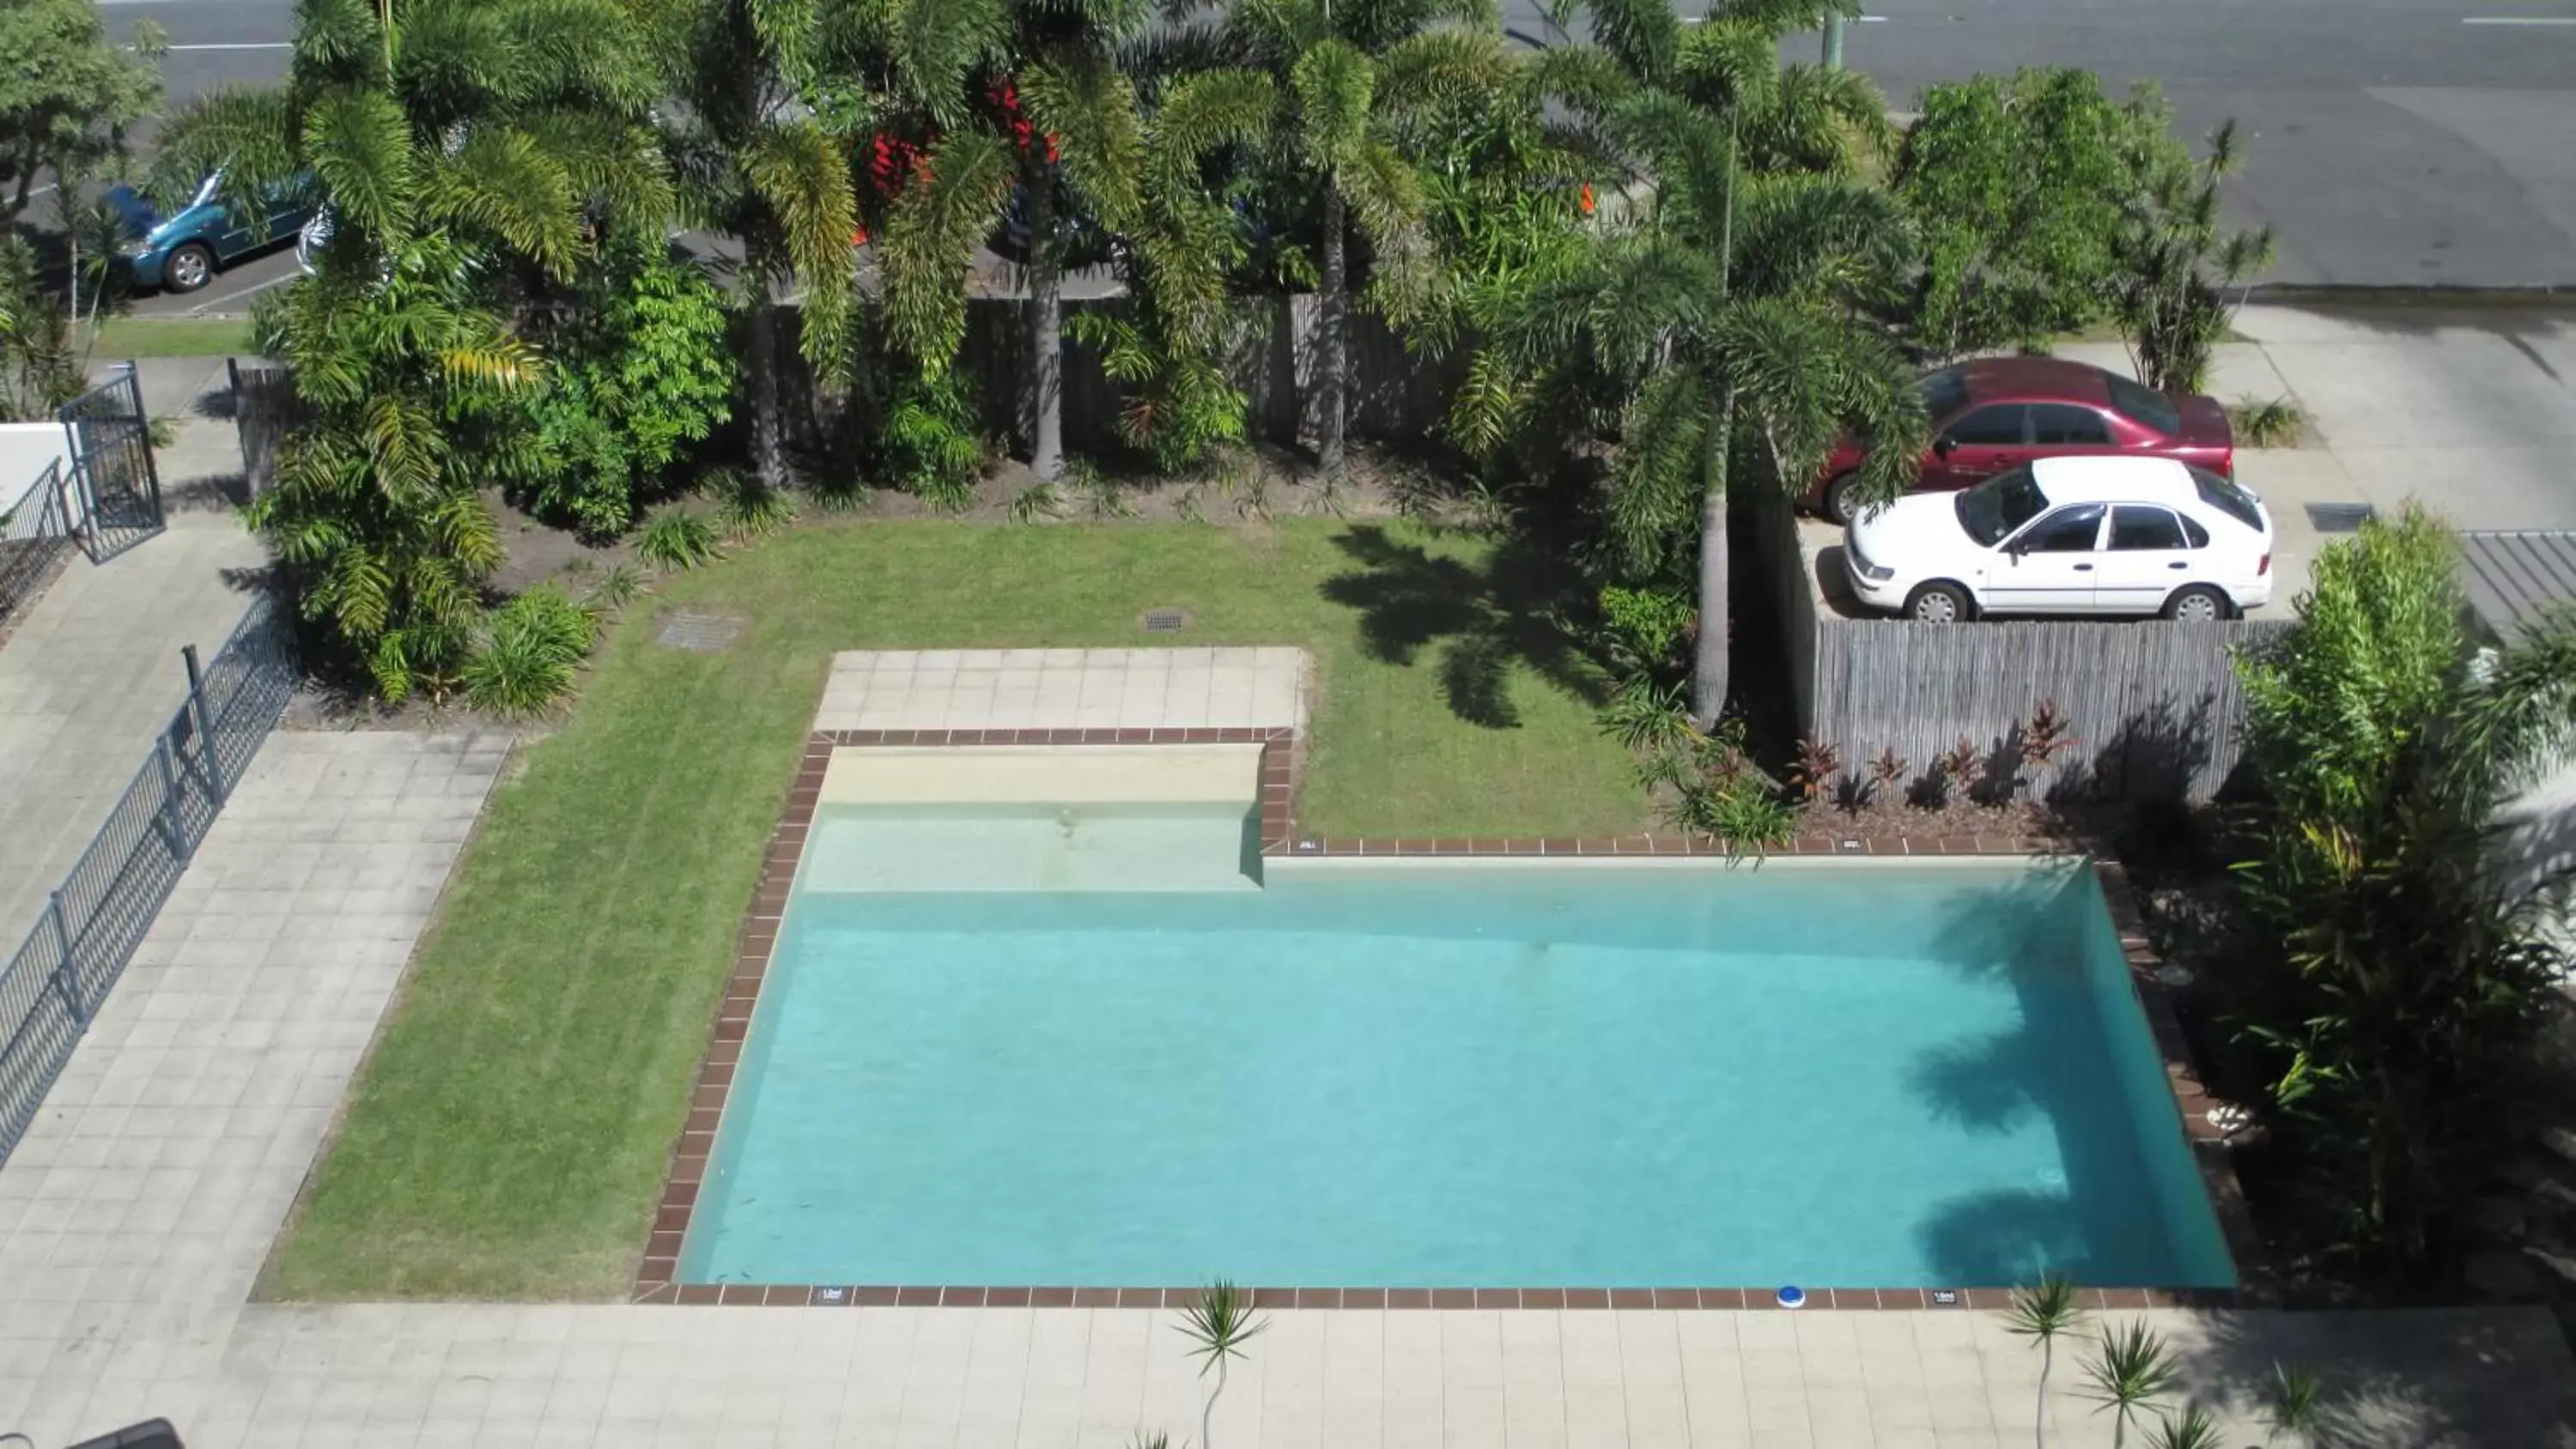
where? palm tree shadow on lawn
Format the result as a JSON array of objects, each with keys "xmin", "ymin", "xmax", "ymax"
[{"xmin": 1318, "ymin": 523, "xmax": 1609, "ymax": 730}]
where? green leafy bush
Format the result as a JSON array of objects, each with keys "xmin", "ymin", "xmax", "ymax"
[
  {"xmin": 878, "ymin": 371, "xmax": 985, "ymax": 511},
  {"xmin": 461, "ymin": 584, "xmax": 599, "ymax": 718},
  {"xmin": 1596, "ymin": 585, "xmax": 1695, "ymax": 680},
  {"xmin": 636, "ymin": 510, "xmax": 722, "ymax": 572},
  {"xmin": 524, "ymin": 236, "xmax": 736, "ymax": 534}
]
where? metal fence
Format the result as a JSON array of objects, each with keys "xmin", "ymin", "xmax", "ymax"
[
  {"xmin": 1, "ymin": 459, "xmax": 78, "ymax": 629},
  {"xmin": 62, "ymin": 364, "xmax": 166, "ymax": 561},
  {"xmin": 0, "ymin": 592, "xmax": 298, "ymax": 1162}
]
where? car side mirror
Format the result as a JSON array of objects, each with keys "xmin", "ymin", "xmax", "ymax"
[{"xmin": 1933, "ymin": 434, "xmax": 1957, "ymax": 458}]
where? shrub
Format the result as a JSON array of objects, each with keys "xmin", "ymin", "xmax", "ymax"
[
  {"xmin": 461, "ymin": 584, "xmax": 598, "ymax": 718},
  {"xmin": 636, "ymin": 510, "xmax": 722, "ymax": 572},
  {"xmin": 711, "ymin": 469, "xmax": 796, "ymax": 542},
  {"xmin": 2227, "ymin": 394, "xmax": 2306, "ymax": 448},
  {"xmin": 1596, "ymin": 584, "xmax": 1695, "ymax": 681}
]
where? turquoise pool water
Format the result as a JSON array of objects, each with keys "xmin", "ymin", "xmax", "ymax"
[{"xmin": 680, "ymin": 842, "xmax": 2233, "ymax": 1290}]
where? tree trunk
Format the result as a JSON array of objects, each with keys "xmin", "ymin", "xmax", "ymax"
[
  {"xmin": 1693, "ymin": 485, "xmax": 1729, "ymax": 727},
  {"xmin": 1692, "ymin": 389, "xmax": 1735, "ymax": 728},
  {"xmin": 746, "ymin": 294, "xmax": 787, "ymax": 493},
  {"xmin": 1027, "ymin": 171, "xmax": 1064, "ymax": 482},
  {"xmin": 1317, "ymin": 185, "xmax": 1347, "ymax": 473}
]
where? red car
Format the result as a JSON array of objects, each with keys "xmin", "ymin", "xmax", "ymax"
[{"xmin": 1809, "ymin": 357, "xmax": 2236, "ymax": 524}]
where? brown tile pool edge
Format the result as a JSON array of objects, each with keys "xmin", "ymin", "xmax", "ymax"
[{"xmin": 635, "ymin": 728, "xmax": 2263, "ymax": 1310}]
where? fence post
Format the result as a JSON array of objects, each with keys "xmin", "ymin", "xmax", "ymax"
[
  {"xmin": 184, "ymin": 644, "xmax": 225, "ymax": 807},
  {"xmin": 48, "ymin": 891, "xmax": 86, "ymax": 1025},
  {"xmin": 155, "ymin": 733, "xmax": 187, "ymax": 862}
]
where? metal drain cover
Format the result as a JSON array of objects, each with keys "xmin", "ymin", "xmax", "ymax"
[
  {"xmin": 1139, "ymin": 607, "xmax": 1191, "ymax": 633},
  {"xmin": 2306, "ymin": 502, "xmax": 2377, "ymax": 534},
  {"xmin": 657, "ymin": 611, "xmax": 744, "ymax": 652}
]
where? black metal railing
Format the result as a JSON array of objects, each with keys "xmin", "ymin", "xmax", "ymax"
[
  {"xmin": 0, "ymin": 592, "xmax": 297, "ymax": 1162},
  {"xmin": 0, "ymin": 459, "xmax": 78, "ymax": 629}
]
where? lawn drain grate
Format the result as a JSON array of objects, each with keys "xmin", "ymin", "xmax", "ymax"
[
  {"xmin": 2305, "ymin": 502, "xmax": 2377, "ymax": 534},
  {"xmin": 657, "ymin": 611, "xmax": 744, "ymax": 652},
  {"xmin": 1139, "ymin": 607, "xmax": 1191, "ymax": 633}
]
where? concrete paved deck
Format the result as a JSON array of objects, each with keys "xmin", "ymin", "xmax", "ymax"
[{"xmin": 3, "ymin": 724, "xmax": 2573, "ymax": 1447}]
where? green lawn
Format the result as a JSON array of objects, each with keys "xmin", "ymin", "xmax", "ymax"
[
  {"xmin": 86, "ymin": 315, "xmax": 257, "ymax": 359},
  {"xmin": 264, "ymin": 517, "xmax": 1644, "ymax": 1300}
]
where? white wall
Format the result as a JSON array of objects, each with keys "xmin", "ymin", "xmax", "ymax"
[{"xmin": 0, "ymin": 421, "xmax": 74, "ymax": 528}]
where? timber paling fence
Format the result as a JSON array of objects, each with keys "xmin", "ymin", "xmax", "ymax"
[
  {"xmin": 0, "ymin": 593, "xmax": 298, "ymax": 1163},
  {"xmin": 1807, "ymin": 616, "xmax": 2290, "ymax": 803}
]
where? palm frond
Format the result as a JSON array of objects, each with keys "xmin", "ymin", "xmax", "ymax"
[
  {"xmin": 744, "ymin": 117, "xmax": 860, "ymax": 363},
  {"xmin": 299, "ymin": 85, "xmax": 418, "ymax": 247},
  {"xmin": 421, "ymin": 129, "xmax": 586, "ymax": 277},
  {"xmin": 1291, "ymin": 39, "xmax": 1375, "ymax": 173},
  {"xmin": 151, "ymin": 87, "xmax": 301, "ymax": 212},
  {"xmin": 1023, "ymin": 52, "xmax": 1146, "ymax": 230},
  {"xmin": 878, "ymin": 125, "xmax": 1016, "ymax": 368}
]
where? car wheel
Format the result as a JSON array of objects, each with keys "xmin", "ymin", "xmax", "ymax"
[
  {"xmin": 2161, "ymin": 585, "xmax": 2233, "ymax": 621},
  {"xmin": 1820, "ymin": 471, "xmax": 1864, "ymax": 525},
  {"xmin": 163, "ymin": 242, "xmax": 216, "ymax": 294},
  {"xmin": 1905, "ymin": 581, "xmax": 1973, "ymax": 623}
]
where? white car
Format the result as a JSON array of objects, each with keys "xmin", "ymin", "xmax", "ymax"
[{"xmin": 1843, "ymin": 455, "xmax": 2273, "ymax": 623}]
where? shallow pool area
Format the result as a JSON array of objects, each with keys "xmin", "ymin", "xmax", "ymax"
[{"xmin": 678, "ymin": 809, "xmax": 2233, "ymax": 1293}]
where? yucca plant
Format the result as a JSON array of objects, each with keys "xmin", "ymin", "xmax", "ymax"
[
  {"xmin": 2081, "ymin": 1320, "xmax": 2179, "ymax": 1449},
  {"xmin": 1007, "ymin": 479, "xmax": 1069, "ymax": 524},
  {"xmin": 2148, "ymin": 1404, "xmax": 2223, "ymax": 1449},
  {"xmin": 2265, "ymin": 1362, "xmax": 2327, "ymax": 1447},
  {"xmin": 2004, "ymin": 1274, "xmax": 2087, "ymax": 1448},
  {"xmin": 636, "ymin": 510, "xmax": 723, "ymax": 572},
  {"xmin": 713, "ymin": 470, "xmax": 798, "ymax": 542},
  {"xmin": 1176, "ymin": 1280, "xmax": 1266, "ymax": 1449}
]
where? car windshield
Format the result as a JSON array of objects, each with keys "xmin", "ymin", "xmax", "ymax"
[
  {"xmin": 2190, "ymin": 465, "xmax": 2263, "ymax": 530},
  {"xmin": 1918, "ymin": 366, "xmax": 1971, "ymax": 421},
  {"xmin": 2105, "ymin": 373, "xmax": 2181, "ymax": 434},
  {"xmin": 1955, "ymin": 467, "xmax": 2049, "ymax": 547}
]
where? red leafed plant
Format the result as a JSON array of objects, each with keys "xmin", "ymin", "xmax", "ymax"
[{"xmin": 987, "ymin": 79, "xmax": 1059, "ymax": 163}]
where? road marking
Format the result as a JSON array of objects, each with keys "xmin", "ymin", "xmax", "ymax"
[
  {"xmin": 163, "ymin": 41, "xmax": 295, "ymax": 50},
  {"xmin": 2460, "ymin": 15, "xmax": 2576, "ymax": 23},
  {"xmin": 188, "ymin": 270, "xmax": 300, "ymax": 315}
]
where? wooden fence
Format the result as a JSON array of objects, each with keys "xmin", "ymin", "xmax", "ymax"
[{"xmin": 1753, "ymin": 492, "xmax": 2287, "ymax": 803}]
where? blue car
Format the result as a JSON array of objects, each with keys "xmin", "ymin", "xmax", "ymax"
[{"xmin": 107, "ymin": 173, "xmax": 317, "ymax": 294}]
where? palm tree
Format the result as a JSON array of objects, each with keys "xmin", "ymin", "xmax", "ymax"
[
  {"xmin": 1176, "ymin": 1279, "xmax": 1266, "ymax": 1449},
  {"xmin": 1219, "ymin": 0, "xmax": 1485, "ymax": 472},
  {"xmin": 151, "ymin": 0, "xmax": 666, "ymax": 697},
  {"xmin": 1495, "ymin": 0, "xmax": 1922, "ymax": 723},
  {"xmin": 659, "ymin": 0, "xmax": 860, "ymax": 492},
  {"xmin": 2003, "ymin": 1274, "xmax": 2087, "ymax": 1448}
]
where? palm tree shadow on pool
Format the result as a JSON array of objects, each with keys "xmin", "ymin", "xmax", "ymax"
[
  {"xmin": 1317, "ymin": 523, "xmax": 1607, "ymax": 730},
  {"xmin": 1901, "ymin": 868, "xmax": 2194, "ymax": 1289}
]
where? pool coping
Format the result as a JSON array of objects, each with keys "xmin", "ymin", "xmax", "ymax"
[{"xmin": 634, "ymin": 727, "xmax": 2264, "ymax": 1311}]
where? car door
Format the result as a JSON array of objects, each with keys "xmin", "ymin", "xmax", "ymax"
[
  {"xmin": 1929, "ymin": 403, "xmax": 2028, "ymax": 489},
  {"xmin": 2026, "ymin": 402, "xmax": 2118, "ymax": 460},
  {"xmin": 2093, "ymin": 504, "xmax": 2197, "ymax": 615},
  {"xmin": 1984, "ymin": 503, "xmax": 2106, "ymax": 615}
]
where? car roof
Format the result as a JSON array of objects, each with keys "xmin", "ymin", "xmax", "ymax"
[
  {"xmin": 1954, "ymin": 356, "xmax": 2114, "ymax": 406},
  {"xmin": 2026, "ymin": 454, "xmax": 2200, "ymax": 505}
]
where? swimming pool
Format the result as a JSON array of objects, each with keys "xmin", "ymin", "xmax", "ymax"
[{"xmin": 678, "ymin": 813, "xmax": 2233, "ymax": 1292}]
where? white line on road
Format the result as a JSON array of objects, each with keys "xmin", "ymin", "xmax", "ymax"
[
  {"xmin": 187, "ymin": 270, "xmax": 300, "ymax": 316},
  {"xmin": 163, "ymin": 41, "xmax": 294, "ymax": 50},
  {"xmin": 2460, "ymin": 15, "xmax": 2576, "ymax": 23}
]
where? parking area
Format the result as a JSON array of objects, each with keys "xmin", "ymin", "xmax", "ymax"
[{"xmin": 1810, "ymin": 300, "xmax": 2576, "ymax": 622}]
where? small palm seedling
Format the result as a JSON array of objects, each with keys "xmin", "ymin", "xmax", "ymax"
[
  {"xmin": 1177, "ymin": 1280, "xmax": 1265, "ymax": 1449},
  {"xmin": 2148, "ymin": 1404, "xmax": 2223, "ymax": 1449},
  {"xmin": 1008, "ymin": 480, "xmax": 1069, "ymax": 524},
  {"xmin": 636, "ymin": 509, "xmax": 721, "ymax": 572},
  {"xmin": 2265, "ymin": 1362, "xmax": 2326, "ymax": 1446},
  {"xmin": 2004, "ymin": 1274, "xmax": 2087, "ymax": 1448},
  {"xmin": 2082, "ymin": 1320, "xmax": 2180, "ymax": 1449}
]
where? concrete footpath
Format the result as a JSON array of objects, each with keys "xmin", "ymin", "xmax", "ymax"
[{"xmin": 0, "ymin": 375, "xmax": 266, "ymax": 961}]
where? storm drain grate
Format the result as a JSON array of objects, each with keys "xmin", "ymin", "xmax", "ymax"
[
  {"xmin": 657, "ymin": 611, "xmax": 744, "ymax": 652},
  {"xmin": 2306, "ymin": 502, "xmax": 2377, "ymax": 534},
  {"xmin": 1140, "ymin": 607, "xmax": 1191, "ymax": 634}
]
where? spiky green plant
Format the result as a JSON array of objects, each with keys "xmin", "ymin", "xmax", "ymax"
[
  {"xmin": 2005, "ymin": 1275, "xmax": 2087, "ymax": 1449},
  {"xmin": 636, "ymin": 510, "xmax": 722, "ymax": 572},
  {"xmin": 1007, "ymin": 479, "xmax": 1069, "ymax": 524},
  {"xmin": 2265, "ymin": 1362, "xmax": 2326, "ymax": 1447},
  {"xmin": 582, "ymin": 562, "xmax": 645, "ymax": 614},
  {"xmin": 2081, "ymin": 1321, "xmax": 2179, "ymax": 1449},
  {"xmin": 713, "ymin": 470, "xmax": 797, "ymax": 541},
  {"xmin": 2148, "ymin": 1404, "xmax": 2223, "ymax": 1449},
  {"xmin": 2227, "ymin": 395, "xmax": 2306, "ymax": 449},
  {"xmin": 1601, "ymin": 676, "xmax": 1695, "ymax": 754},
  {"xmin": 1176, "ymin": 1280, "xmax": 1267, "ymax": 1449},
  {"xmin": 461, "ymin": 584, "xmax": 599, "ymax": 718}
]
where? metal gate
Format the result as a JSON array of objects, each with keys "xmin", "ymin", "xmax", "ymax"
[{"xmin": 61, "ymin": 363, "xmax": 165, "ymax": 561}]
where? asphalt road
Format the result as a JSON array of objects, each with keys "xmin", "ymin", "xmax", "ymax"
[{"xmin": 98, "ymin": 0, "xmax": 2576, "ymax": 301}]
